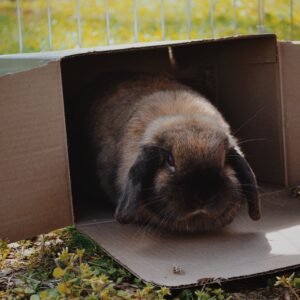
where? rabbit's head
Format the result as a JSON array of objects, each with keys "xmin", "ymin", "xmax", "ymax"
[{"xmin": 115, "ymin": 115, "xmax": 260, "ymax": 232}]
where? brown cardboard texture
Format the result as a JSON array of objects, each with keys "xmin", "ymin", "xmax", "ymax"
[
  {"xmin": 1, "ymin": 34, "xmax": 300, "ymax": 287},
  {"xmin": 0, "ymin": 61, "xmax": 73, "ymax": 242}
]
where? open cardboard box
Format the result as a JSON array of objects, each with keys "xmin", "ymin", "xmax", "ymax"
[{"xmin": 1, "ymin": 34, "xmax": 300, "ymax": 288}]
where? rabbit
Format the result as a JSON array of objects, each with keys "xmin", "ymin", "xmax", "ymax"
[{"xmin": 86, "ymin": 74, "xmax": 261, "ymax": 232}]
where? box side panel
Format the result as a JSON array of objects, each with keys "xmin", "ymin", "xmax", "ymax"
[
  {"xmin": 0, "ymin": 62, "xmax": 73, "ymax": 242},
  {"xmin": 172, "ymin": 38, "xmax": 284, "ymax": 185},
  {"xmin": 217, "ymin": 64, "xmax": 285, "ymax": 184},
  {"xmin": 278, "ymin": 42, "xmax": 300, "ymax": 186}
]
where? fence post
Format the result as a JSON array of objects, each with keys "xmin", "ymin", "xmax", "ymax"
[
  {"xmin": 105, "ymin": 0, "xmax": 111, "ymax": 45},
  {"xmin": 16, "ymin": 0, "xmax": 23, "ymax": 53},
  {"xmin": 187, "ymin": 0, "xmax": 191, "ymax": 39},
  {"xmin": 210, "ymin": 0, "xmax": 215, "ymax": 38},
  {"xmin": 290, "ymin": 0, "xmax": 294, "ymax": 40},
  {"xmin": 47, "ymin": 0, "xmax": 53, "ymax": 50},
  {"xmin": 257, "ymin": 0, "xmax": 265, "ymax": 33},
  {"xmin": 133, "ymin": 0, "xmax": 138, "ymax": 42},
  {"xmin": 161, "ymin": 0, "xmax": 165, "ymax": 40},
  {"xmin": 76, "ymin": 0, "xmax": 82, "ymax": 48},
  {"xmin": 233, "ymin": 0, "xmax": 237, "ymax": 34}
]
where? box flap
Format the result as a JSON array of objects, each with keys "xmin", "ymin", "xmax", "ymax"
[
  {"xmin": 0, "ymin": 61, "xmax": 73, "ymax": 242},
  {"xmin": 77, "ymin": 188, "xmax": 300, "ymax": 287},
  {"xmin": 278, "ymin": 41, "xmax": 300, "ymax": 186},
  {"xmin": 0, "ymin": 58, "xmax": 53, "ymax": 76}
]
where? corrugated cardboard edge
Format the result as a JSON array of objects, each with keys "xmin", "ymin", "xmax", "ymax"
[
  {"xmin": 0, "ymin": 34, "xmax": 277, "ymax": 61},
  {"xmin": 62, "ymin": 34, "xmax": 278, "ymax": 61},
  {"xmin": 56, "ymin": 60, "xmax": 75, "ymax": 226},
  {"xmin": 51, "ymin": 59, "xmax": 75, "ymax": 225},
  {"xmin": 275, "ymin": 42, "xmax": 288, "ymax": 187},
  {"xmin": 52, "ymin": 59, "xmax": 75, "ymax": 225},
  {"xmin": 0, "ymin": 58, "xmax": 54, "ymax": 76}
]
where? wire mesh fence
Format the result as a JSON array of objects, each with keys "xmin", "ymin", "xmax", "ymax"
[{"xmin": 0, "ymin": 0, "xmax": 298, "ymax": 55}]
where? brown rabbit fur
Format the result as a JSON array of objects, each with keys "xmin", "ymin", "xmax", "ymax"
[{"xmin": 87, "ymin": 74, "xmax": 260, "ymax": 232}]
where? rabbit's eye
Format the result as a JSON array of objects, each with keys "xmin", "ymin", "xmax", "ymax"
[
  {"xmin": 166, "ymin": 153, "xmax": 174, "ymax": 165},
  {"xmin": 166, "ymin": 153, "xmax": 175, "ymax": 172}
]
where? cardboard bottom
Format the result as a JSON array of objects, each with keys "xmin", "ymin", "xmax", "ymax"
[{"xmin": 77, "ymin": 187, "xmax": 300, "ymax": 287}]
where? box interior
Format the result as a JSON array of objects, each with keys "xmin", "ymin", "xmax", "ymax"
[{"xmin": 60, "ymin": 35, "xmax": 285, "ymax": 225}]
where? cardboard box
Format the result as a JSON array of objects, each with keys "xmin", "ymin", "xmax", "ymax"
[{"xmin": 1, "ymin": 34, "xmax": 300, "ymax": 287}]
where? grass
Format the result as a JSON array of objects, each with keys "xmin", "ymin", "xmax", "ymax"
[
  {"xmin": 1, "ymin": 227, "xmax": 300, "ymax": 299},
  {"xmin": 0, "ymin": 227, "xmax": 170, "ymax": 299},
  {"xmin": 1, "ymin": 0, "xmax": 300, "ymax": 55}
]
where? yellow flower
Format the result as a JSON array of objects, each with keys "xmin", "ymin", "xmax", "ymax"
[
  {"xmin": 58, "ymin": 247, "xmax": 69, "ymax": 262},
  {"xmin": 100, "ymin": 289, "xmax": 111, "ymax": 300},
  {"xmin": 39, "ymin": 290, "xmax": 48, "ymax": 299},
  {"xmin": 53, "ymin": 267, "xmax": 66, "ymax": 279},
  {"xmin": 76, "ymin": 249, "xmax": 85, "ymax": 258},
  {"xmin": 80, "ymin": 263, "xmax": 92, "ymax": 278},
  {"xmin": 57, "ymin": 282, "xmax": 70, "ymax": 295}
]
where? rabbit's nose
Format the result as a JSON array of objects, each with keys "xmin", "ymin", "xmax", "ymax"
[
  {"xmin": 195, "ymin": 186, "xmax": 216, "ymax": 200},
  {"xmin": 194, "ymin": 192, "xmax": 218, "ymax": 208}
]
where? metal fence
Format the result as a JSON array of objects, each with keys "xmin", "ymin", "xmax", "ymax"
[{"xmin": 3, "ymin": 0, "xmax": 298, "ymax": 54}]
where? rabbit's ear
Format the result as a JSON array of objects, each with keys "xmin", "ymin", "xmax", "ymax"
[
  {"xmin": 114, "ymin": 146, "xmax": 164, "ymax": 224},
  {"xmin": 228, "ymin": 147, "xmax": 261, "ymax": 220}
]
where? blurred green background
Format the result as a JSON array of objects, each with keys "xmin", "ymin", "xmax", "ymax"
[{"xmin": 0, "ymin": 0, "xmax": 299, "ymax": 55}]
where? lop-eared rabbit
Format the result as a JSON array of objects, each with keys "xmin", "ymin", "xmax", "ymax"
[{"xmin": 86, "ymin": 74, "xmax": 260, "ymax": 232}]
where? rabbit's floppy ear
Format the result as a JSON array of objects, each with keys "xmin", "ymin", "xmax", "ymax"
[
  {"xmin": 228, "ymin": 147, "xmax": 261, "ymax": 220},
  {"xmin": 114, "ymin": 146, "xmax": 164, "ymax": 224}
]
